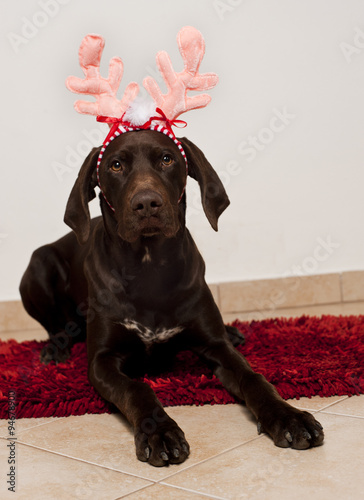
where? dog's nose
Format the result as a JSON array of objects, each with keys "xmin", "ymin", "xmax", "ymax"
[{"xmin": 130, "ymin": 190, "xmax": 163, "ymax": 217}]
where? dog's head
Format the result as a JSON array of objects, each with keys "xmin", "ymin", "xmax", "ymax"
[{"xmin": 64, "ymin": 130, "xmax": 229, "ymax": 244}]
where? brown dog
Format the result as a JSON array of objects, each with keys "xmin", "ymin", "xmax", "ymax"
[{"xmin": 20, "ymin": 130, "xmax": 324, "ymax": 466}]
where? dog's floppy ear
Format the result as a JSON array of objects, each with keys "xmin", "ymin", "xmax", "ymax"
[
  {"xmin": 179, "ymin": 137, "xmax": 229, "ymax": 230},
  {"xmin": 64, "ymin": 146, "xmax": 101, "ymax": 244}
]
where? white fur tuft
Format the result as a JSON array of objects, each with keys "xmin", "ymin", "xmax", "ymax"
[{"xmin": 123, "ymin": 96, "xmax": 156, "ymax": 126}]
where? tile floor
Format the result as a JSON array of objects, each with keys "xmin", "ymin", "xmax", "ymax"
[{"xmin": 1, "ymin": 306, "xmax": 364, "ymax": 499}]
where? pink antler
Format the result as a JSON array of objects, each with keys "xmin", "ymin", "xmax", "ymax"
[
  {"xmin": 143, "ymin": 26, "xmax": 218, "ymax": 121},
  {"xmin": 66, "ymin": 34, "xmax": 139, "ymax": 119}
]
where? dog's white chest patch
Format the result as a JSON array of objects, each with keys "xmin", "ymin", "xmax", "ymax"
[
  {"xmin": 120, "ymin": 319, "xmax": 183, "ymax": 345},
  {"xmin": 142, "ymin": 247, "xmax": 152, "ymax": 264}
]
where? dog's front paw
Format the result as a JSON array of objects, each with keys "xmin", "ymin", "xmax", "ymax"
[
  {"xmin": 258, "ymin": 405, "xmax": 324, "ymax": 450},
  {"xmin": 40, "ymin": 342, "xmax": 70, "ymax": 365},
  {"xmin": 134, "ymin": 415, "xmax": 190, "ymax": 467}
]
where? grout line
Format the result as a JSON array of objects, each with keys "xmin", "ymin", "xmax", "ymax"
[
  {"xmin": 156, "ymin": 434, "xmax": 264, "ymax": 484},
  {"xmin": 339, "ymin": 272, "xmax": 343, "ymax": 303},
  {"xmin": 0, "ymin": 326, "xmax": 43, "ymax": 334},
  {"xmin": 319, "ymin": 410, "xmax": 364, "ymax": 419},
  {"xmin": 6, "ymin": 433, "xmax": 265, "ymax": 492},
  {"xmin": 226, "ymin": 303, "xmax": 342, "ymax": 316},
  {"xmin": 222, "ymin": 300, "xmax": 364, "ymax": 317},
  {"xmin": 216, "ymin": 283, "xmax": 222, "ymax": 310},
  {"xmin": 6, "ymin": 433, "xmax": 268, "ymax": 496},
  {"xmin": 317, "ymin": 396, "xmax": 349, "ymax": 410},
  {"xmin": 118, "ymin": 482, "xmax": 228, "ymax": 500},
  {"xmin": 115, "ymin": 483, "xmax": 158, "ymax": 500},
  {"xmin": 0, "ymin": 417, "xmax": 65, "ymax": 440},
  {"xmin": 8, "ymin": 439, "xmax": 159, "ymax": 484},
  {"xmin": 158, "ymin": 483, "xmax": 227, "ymax": 500}
]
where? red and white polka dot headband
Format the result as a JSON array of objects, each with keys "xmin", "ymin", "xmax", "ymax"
[{"xmin": 66, "ymin": 27, "xmax": 218, "ymax": 210}]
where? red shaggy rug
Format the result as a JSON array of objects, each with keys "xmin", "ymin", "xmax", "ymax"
[{"xmin": 1, "ymin": 315, "xmax": 364, "ymax": 419}]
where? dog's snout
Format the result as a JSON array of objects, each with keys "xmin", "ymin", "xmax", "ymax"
[{"xmin": 131, "ymin": 190, "xmax": 163, "ymax": 217}]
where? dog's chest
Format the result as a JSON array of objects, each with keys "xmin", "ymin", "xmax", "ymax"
[{"xmin": 120, "ymin": 319, "xmax": 183, "ymax": 346}]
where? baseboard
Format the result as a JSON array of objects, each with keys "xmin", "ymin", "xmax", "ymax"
[{"xmin": 1, "ymin": 270, "xmax": 364, "ymax": 333}]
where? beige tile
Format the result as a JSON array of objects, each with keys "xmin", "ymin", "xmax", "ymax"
[
  {"xmin": 279, "ymin": 301, "xmax": 364, "ymax": 317},
  {"xmin": 0, "ymin": 439, "xmax": 151, "ymax": 500},
  {"xmin": 285, "ymin": 395, "xmax": 349, "ymax": 412},
  {"xmin": 123, "ymin": 483, "xmax": 213, "ymax": 499},
  {"xmin": 164, "ymin": 412, "xmax": 364, "ymax": 500},
  {"xmin": 222, "ymin": 301, "xmax": 364, "ymax": 323},
  {"xmin": 208, "ymin": 283, "xmax": 220, "ymax": 308},
  {"xmin": 0, "ymin": 301, "xmax": 39, "ymax": 333},
  {"xmin": 0, "ymin": 328, "xmax": 48, "ymax": 342},
  {"xmin": 342, "ymin": 270, "xmax": 364, "ymax": 302},
  {"xmin": 15, "ymin": 405, "xmax": 260, "ymax": 482},
  {"xmin": 321, "ymin": 394, "xmax": 364, "ymax": 417},
  {"xmin": 219, "ymin": 274, "xmax": 341, "ymax": 314},
  {"xmin": 0, "ymin": 398, "xmax": 336, "ymax": 440},
  {"xmin": 0, "ymin": 417, "xmax": 60, "ymax": 438}
]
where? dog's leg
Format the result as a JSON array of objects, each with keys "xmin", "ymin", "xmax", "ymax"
[
  {"xmin": 20, "ymin": 245, "xmax": 85, "ymax": 364},
  {"xmin": 87, "ymin": 321, "xmax": 190, "ymax": 467},
  {"xmin": 195, "ymin": 317, "xmax": 324, "ymax": 449}
]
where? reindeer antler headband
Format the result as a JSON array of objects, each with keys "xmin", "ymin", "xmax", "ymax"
[{"xmin": 66, "ymin": 26, "xmax": 218, "ymax": 211}]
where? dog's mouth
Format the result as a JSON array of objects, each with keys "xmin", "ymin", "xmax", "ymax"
[
  {"xmin": 118, "ymin": 213, "xmax": 179, "ymax": 242},
  {"xmin": 139, "ymin": 215, "xmax": 162, "ymax": 230},
  {"xmin": 140, "ymin": 219, "xmax": 163, "ymax": 237}
]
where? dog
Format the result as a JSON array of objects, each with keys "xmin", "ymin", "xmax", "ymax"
[{"xmin": 20, "ymin": 130, "xmax": 324, "ymax": 466}]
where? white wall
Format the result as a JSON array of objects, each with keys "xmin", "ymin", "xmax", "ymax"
[{"xmin": 1, "ymin": 0, "xmax": 364, "ymax": 300}]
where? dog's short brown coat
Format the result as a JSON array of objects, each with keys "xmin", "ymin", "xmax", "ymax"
[{"xmin": 20, "ymin": 130, "xmax": 324, "ymax": 466}]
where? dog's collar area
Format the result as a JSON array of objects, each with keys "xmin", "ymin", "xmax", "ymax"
[{"xmin": 96, "ymin": 124, "xmax": 188, "ymax": 213}]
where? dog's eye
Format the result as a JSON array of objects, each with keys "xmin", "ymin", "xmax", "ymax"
[
  {"xmin": 161, "ymin": 154, "xmax": 173, "ymax": 167},
  {"xmin": 111, "ymin": 161, "xmax": 123, "ymax": 172}
]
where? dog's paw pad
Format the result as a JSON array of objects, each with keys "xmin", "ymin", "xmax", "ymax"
[
  {"xmin": 262, "ymin": 408, "xmax": 324, "ymax": 450},
  {"xmin": 135, "ymin": 417, "xmax": 190, "ymax": 467}
]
